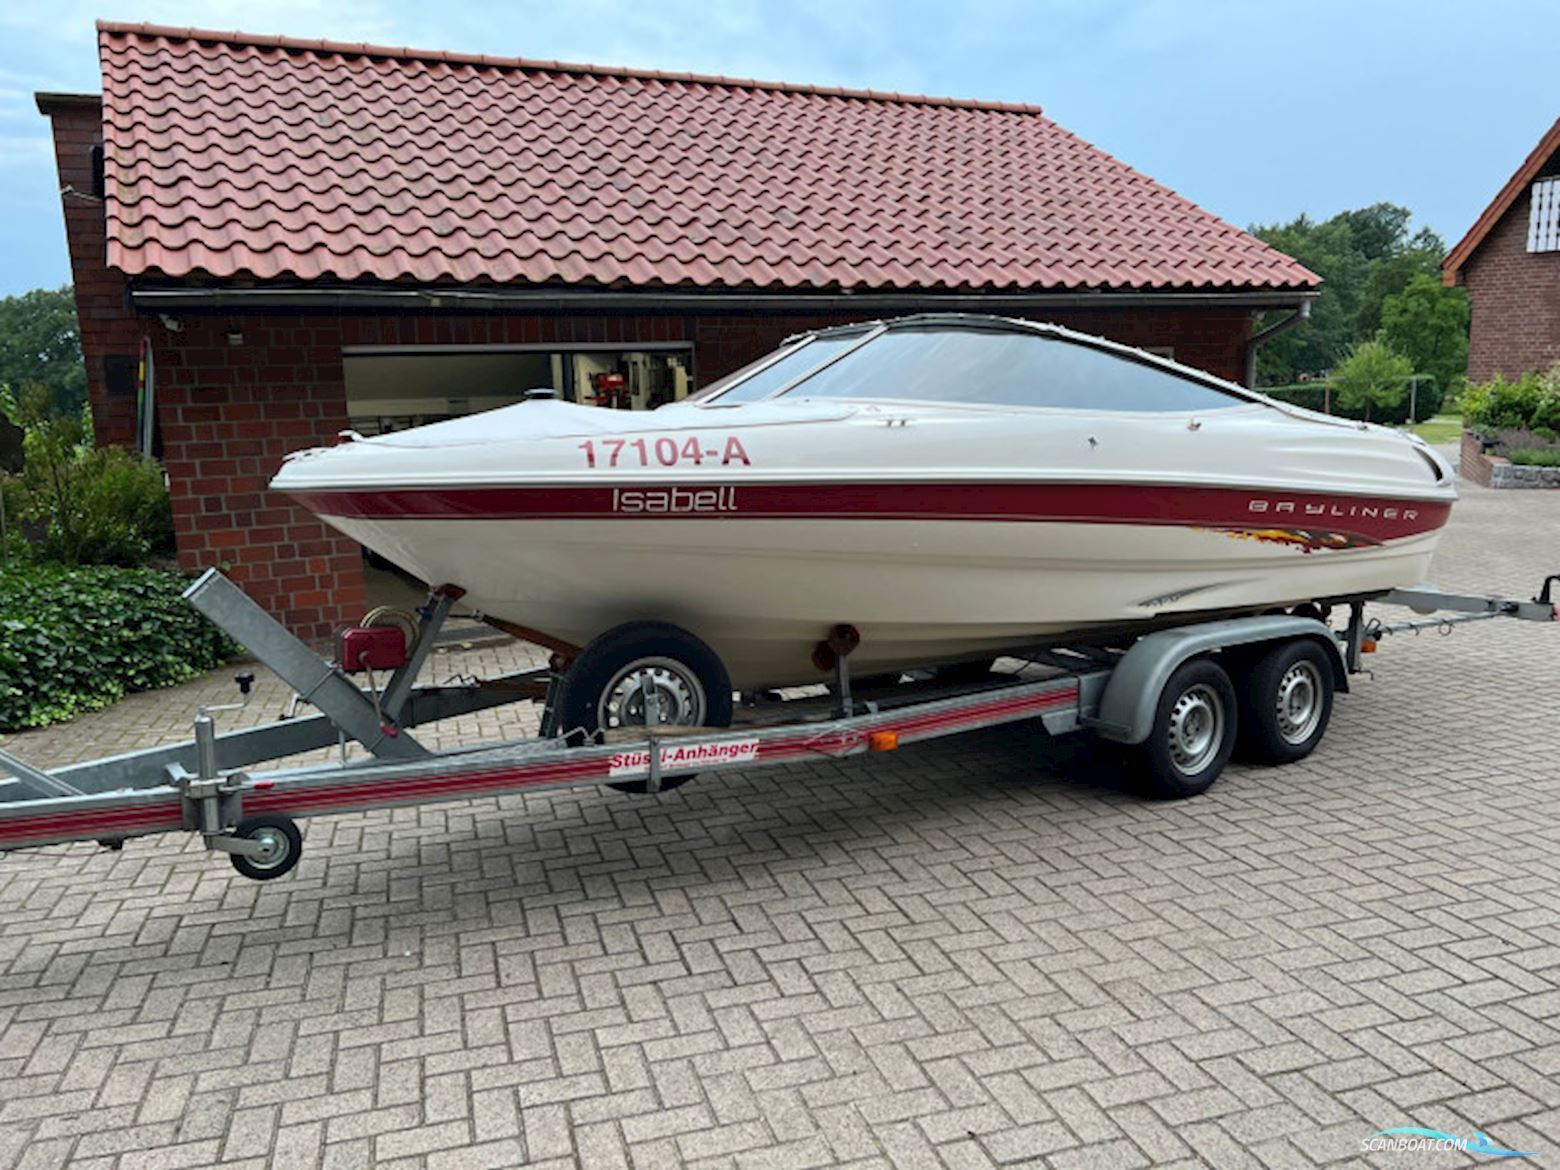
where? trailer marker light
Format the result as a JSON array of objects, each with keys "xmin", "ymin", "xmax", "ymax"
[
  {"xmin": 1361, "ymin": 639, "xmax": 1378, "ymax": 653},
  {"xmin": 868, "ymin": 731, "xmax": 899, "ymax": 752}
]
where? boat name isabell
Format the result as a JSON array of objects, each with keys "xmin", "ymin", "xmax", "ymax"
[
  {"xmin": 1247, "ymin": 498, "xmax": 1419, "ymax": 521},
  {"xmin": 612, "ymin": 486, "xmax": 739, "ymax": 514}
]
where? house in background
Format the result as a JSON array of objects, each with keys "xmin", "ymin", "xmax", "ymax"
[
  {"xmin": 1443, "ymin": 116, "xmax": 1560, "ymax": 383},
  {"xmin": 39, "ymin": 22, "xmax": 1318, "ymax": 638}
]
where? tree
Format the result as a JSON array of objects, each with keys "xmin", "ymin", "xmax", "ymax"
[
  {"xmin": 1356, "ymin": 227, "xmax": 1445, "ymax": 337},
  {"xmin": 1330, "ymin": 339, "xmax": 1414, "ymax": 421},
  {"xmin": 1249, "ymin": 204, "xmax": 1449, "ymax": 387},
  {"xmin": 1380, "ymin": 274, "xmax": 1470, "ymax": 401},
  {"xmin": 1337, "ymin": 203, "xmax": 1415, "ymax": 261},
  {"xmin": 0, "ymin": 287, "xmax": 87, "ymax": 416}
]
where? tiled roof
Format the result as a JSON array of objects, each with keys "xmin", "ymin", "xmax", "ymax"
[
  {"xmin": 97, "ymin": 22, "xmax": 1319, "ymax": 293},
  {"xmin": 1443, "ymin": 116, "xmax": 1560, "ymax": 285}
]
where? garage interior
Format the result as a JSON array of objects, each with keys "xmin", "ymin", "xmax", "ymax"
[{"xmin": 343, "ymin": 343, "xmax": 696, "ymax": 435}]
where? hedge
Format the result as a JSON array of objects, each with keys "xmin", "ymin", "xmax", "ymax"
[{"xmin": 0, "ymin": 564, "xmax": 240, "ymax": 731}]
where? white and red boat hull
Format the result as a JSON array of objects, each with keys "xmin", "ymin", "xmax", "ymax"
[
  {"xmin": 287, "ymin": 478, "xmax": 1451, "ymax": 687},
  {"xmin": 274, "ymin": 316, "xmax": 1457, "ymax": 688}
]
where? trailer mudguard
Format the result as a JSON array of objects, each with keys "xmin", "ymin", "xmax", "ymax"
[{"xmin": 1088, "ymin": 616, "xmax": 1345, "ymax": 745}]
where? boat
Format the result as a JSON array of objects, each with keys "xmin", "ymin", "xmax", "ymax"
[{"xmin": 272, "ymin": 313, "xmax": 1456, "ymax": 698}]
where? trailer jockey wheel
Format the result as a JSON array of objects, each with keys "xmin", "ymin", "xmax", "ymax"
[
  {"xmin": 1138, "ymin": 658, "xmax": 1238, "ymax": 799},
  {"xmin": 228, "ymin": 813, "xmax": 303, "ymax": 881},
  {"xmin": 1236, "ymin": 639, "xmax": 1335, "ymax": 765},
  {"xmin": 554, "ymin": 621, "xmax": 734, "ymax": 793}
]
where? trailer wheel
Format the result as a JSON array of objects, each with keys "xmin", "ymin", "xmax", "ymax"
[
  {"xmin": 555, "ymin": 622, "xmax": 734, "ymax": 793},
  {"xmin": 1237, "ymin": 640, "xmax": 1334, "ymax": 765},
  {"xmin": 228, "ymin": 813, "xmax": 302, "ymax": 881},
  {"xmin": 1137, "ymin": 658, "xmax": 1237, "ymax": 799}
]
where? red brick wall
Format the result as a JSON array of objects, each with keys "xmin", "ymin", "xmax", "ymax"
[
  {"xmin": 1462, "ymin": 191, "xmax": 1560, "ymax": 383},
  {"xmin": 43, "ymin": 102, "xmax": 140, "ymax": 447},
  {"xmin": 149, "ymin": 315, "xmax": 365, "ymax": 639}
]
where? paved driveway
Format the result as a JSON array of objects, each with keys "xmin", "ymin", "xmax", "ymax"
[{"xmin": 3, "ymin": 469, "xmax": 1559, "ymax": 1169}]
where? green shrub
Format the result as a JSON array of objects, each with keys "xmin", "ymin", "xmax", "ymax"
[
  {"xmin": 1463, "ymin": 363, "xmax": 1560, "ymax": 434},
  {"xmin": 0, "ymin": 382, "xmax": 175, "ymax": 568},
  {"xmin": 30, "ymin": 446, "xmax": 176, "ymax": 567},
  {"xmin": 1508, "ymin": 447, "xmax": 1560, "ymax": 467},
  {"xmin": 0, "ymin": 474, "xmax": 27, "ymax": 564},
  {"xmin": 0, "ymin": 564, "xmax": 240, "ymax": 730}
]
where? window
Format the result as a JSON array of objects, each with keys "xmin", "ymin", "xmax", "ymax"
[
  {"xmin": 768, "ymin": 326, "xmax": 1246, "ymax": 412},
  {"xmin": 702, "ymin": 331, "xmax": 872, "ymax": 404},
  {"xmin": 1529, "ymin": 178, "xmax": 1560, "ymax": 253}
]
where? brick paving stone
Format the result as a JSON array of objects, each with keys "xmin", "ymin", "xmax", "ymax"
[{"xmin": 3, "ymin": 462, "xmax": 1560, "ymax": 1167}]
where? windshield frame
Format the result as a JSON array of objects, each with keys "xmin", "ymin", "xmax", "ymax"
[
  {"xmin": 694, "ymin": 313, "xmax": 1265, "ymax": 411},
  {"xmin": 693, "ymin": 323, "xmax": 885, "ymax": 408}
]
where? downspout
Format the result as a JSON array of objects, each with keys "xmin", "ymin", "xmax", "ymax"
[{"xmin": 1243, "ymin": 300, "xmax": 1312, "ymax": 388}]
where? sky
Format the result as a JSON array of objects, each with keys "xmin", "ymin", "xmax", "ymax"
[{"xmin": 0, "ymin": 0, "xmax": 1555, "ymax": 297}]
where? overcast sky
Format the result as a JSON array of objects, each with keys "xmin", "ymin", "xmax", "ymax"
[{"xmin": 1, "ymin": 0, "xmax": 1554, "ymax": 297}]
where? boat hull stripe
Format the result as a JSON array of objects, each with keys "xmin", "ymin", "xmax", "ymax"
[{"xmin": 285, "ymin": 482, "xmax": 1450, "ymax": 544}]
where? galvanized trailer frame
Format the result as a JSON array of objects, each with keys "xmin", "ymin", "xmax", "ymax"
[{"xmin": 0, "ymin": 570, "xmax": 1554, "ymax": 879}]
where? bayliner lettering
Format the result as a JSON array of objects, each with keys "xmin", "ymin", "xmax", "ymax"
[
  {"xmin": 1248, "ymin": 498, "xmax": 1419, "ymax": 522},
  {"xmin": 608, "ymin": 739, "xmax": 760, "ymax": 777},
  {"xmin": 613, "ymin": 486, "xmax": 738, "ymax": 514},
  {"xmin": 578, "ymin": 435, "xmax": 752, "ymax": 468}
]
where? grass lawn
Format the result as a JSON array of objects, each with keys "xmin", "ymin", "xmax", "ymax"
[{"xmin": 1409, "ymin": 415, "xmax": 1463, "ymax": 444}]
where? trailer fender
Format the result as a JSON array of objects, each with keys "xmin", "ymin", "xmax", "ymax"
[{"xmin": 1088, "ymin": 616, "xmax": 1345, "ymax": 746}]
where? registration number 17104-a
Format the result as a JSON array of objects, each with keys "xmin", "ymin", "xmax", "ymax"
[{"xmin": 578, "ymin": 435, "xmax": 752, "ymax": 468}]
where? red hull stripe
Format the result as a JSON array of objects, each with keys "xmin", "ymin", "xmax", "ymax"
[{"xmin": 287, "ymin": 482, "xmax": 1451, "ymax": 544}]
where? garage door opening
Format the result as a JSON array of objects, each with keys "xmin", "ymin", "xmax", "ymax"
[{"xmin": 342, "ymin": 343, "xmax": 695, "ymax": 436}]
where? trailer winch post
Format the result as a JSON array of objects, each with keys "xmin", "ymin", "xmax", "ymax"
[
  {"xmin": 182, "ymin": 570, "xmax": 429, "ymax": 760},
  {"xmin": 379, "ymin": 585, "xmax": 461, "ymax": 720}
]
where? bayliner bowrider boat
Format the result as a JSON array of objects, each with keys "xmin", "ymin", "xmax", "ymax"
[{"xmin": 273, "ymin": 314, "xmax": 1456, "ymax": 695}]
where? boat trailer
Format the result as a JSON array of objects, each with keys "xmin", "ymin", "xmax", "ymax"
[{"xmin": 1, "ymin": 570, "xmax": 1555, "ymax": 881}]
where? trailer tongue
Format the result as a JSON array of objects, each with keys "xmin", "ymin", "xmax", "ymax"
[{"xmin": 1, "ymin": 571, "xmax": 1554, "ymax": 883}]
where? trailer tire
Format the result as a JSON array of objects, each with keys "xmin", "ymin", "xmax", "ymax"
[
  {"xmin": 555, "ymin": 622, "xmax": 734, "ymax": 793},
  {"xmin": 229, "ymin": 813, "xmax": 302, "ymax": 881},
  {"xmin": 1136, "ymin": 658, "xmax": 1237, "ymax": 799},
  {"xmin": 1237, "ymin": 639, "xmax": 1334, "ymax": 765}
]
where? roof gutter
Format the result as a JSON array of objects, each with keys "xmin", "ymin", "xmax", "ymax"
[
  {"xmin": 1242, "ymin": 300, "xmax": 1312, "ymax": 388},
  {"xmin": 129, "ymin": 285, "xmax": 1319, "ymax": 315}
]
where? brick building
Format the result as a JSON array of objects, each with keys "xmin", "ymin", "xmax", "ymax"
[
  {"xmin": 1443, "ymin": 116, "xmax": 1560, "ymax": 384},
  {"xmin": 40, "ymin": 22, "xmax": 1318, "ymax": 638}
]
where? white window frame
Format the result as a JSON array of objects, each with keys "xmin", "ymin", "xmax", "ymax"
[{"xmin": 1528, "ymin": 177, "xmax": 1560, "ymax": 253}]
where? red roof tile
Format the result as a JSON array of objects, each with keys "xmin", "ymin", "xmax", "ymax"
[{"xmin": 97, "ymin": 21, "xmax": 1318, "ymax": 293}]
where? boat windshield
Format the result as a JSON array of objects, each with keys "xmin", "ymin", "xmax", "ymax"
[
  {"xmin": 696, "ymin": 330, "xmax": 873, "ymax": 405},
  {"xmin": 749, "ymin": 326, "xmax": 1248, "ymax": 412}
]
